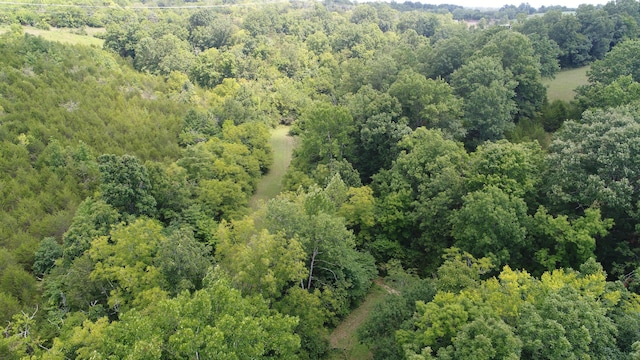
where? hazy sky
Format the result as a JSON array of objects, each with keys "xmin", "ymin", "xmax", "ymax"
[{"xmin": 422, "ymin": 0, "xmax": 609, "ymax": 9}]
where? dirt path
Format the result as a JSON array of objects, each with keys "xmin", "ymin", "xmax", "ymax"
[{"xmin": 250, "ymin": 126, "xmax": 295, "ymax": 209}]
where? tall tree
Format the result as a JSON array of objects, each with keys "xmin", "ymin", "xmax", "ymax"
[
  {"xmin": 450, "ymin": 186, "xmax": 529, "ymax": 267},
  {"xmin": 373, "ymin": 128, "xmax": 469, "ymax": 271},
  {"xmin": 546, "ymin": 106, "xmax": 640, "ymax": 275},
  {"xmin": 215, "ymin": 218, "xmax": 306, "ymax": 298},
  {"xmin": 345, "ymin": 85, "xmax": 410, "ymax": 180},
  {"xmin": 588, "ymin": 39, "xmax": 640, "ymax": 85},
  {"xmin": 398, "ymin": 264, "xmax": 625, "ymax": 359},
  {"xmin": 545, "ymin": 11, "xmax": 592, "ymax": 68},
  {"xmin": 475, "ymin": 30, "xmax": 546, "ymax": 119},
  {"xmin": 294, "ymin": 103, "xmax": 354, "ymax": 171},
  {"xmin": 451, "ymin": 56, "xmax": 517, "ymax": 146},
  {"xmin": 388, "ymin": 70, "xmax": 465, "ymax": 138},
  {"xmin": 134, "ymin": 34, "xmax": 195, "ymax": 75},
  {"xmin": 514, "ymin": 16, "xmax": 561, "ymax": 78},
  {"xmin": 97, "ymin": 154, "xmax": 156, "ymax": 217},
  {"xmin": 577, "ymin": 4, "xmax": 615, "ymax": 61}
]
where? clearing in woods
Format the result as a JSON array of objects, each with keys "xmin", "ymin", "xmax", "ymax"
[
  {"xmin": 543, "ymin": 65, "xmax": 590, "ymax": 102},
  {"xmin": 250, "ymin": 126, "xmax": 295, "ymax": 209},
  {"xmin": 0, "ymin": 25, "xmax": 105, "ymax": 47}
]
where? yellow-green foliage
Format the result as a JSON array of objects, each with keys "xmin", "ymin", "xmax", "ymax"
[{"xmin": 399, "ymin": 262, "xmax": 629, "ymax": 359}]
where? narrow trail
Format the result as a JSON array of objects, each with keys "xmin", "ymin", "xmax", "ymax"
[
  {"xmin": 328, "ymin": 279, "xmax": 398, "ymax": 359},
  {"xmin": 250, "ymin": 126, "xmax": 295, "ymax": 209}
]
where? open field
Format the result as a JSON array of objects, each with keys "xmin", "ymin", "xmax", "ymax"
[
  {"xmin": 544, "ymin": 66, "xmax": 590, "ymax": 102},
  {"xmin": 0, "ymin": 25, "xmax": 105, "ymax": 47},
  {"xmin": 250, "ymin": 126, "xmax": 295, "ymax": 209}
]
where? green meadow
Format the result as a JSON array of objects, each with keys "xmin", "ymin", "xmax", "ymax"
[
  {"xmin": 544, "ymin": 66, "xmax": 590, "ymax": 102},
  {"xmin": 0, "ymin": 25, "xmax": 104, "ymax": 47}
]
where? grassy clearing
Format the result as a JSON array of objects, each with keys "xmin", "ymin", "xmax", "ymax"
[
  {"xmin": 0, "ymin": 25, "xmax": 105, "ymax": 47},
  {"xmin": 544, "ymin": 66, "xmax": 590, "ymax": 102},
  {"xmin": 327, "ymin": 283, "xmax": 388, "ymax": 360},
  {"xmin": 250, "ymin": 126, "xmax": 295, "ymax": 209}
]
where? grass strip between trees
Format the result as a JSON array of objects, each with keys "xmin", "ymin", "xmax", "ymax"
[
  {"xmin": 327, "ymin": 283, "xmax": 389, "ymax": 360},
  {"xmin": 250, "ymin": 126, "xmax": 295, "ymax": 209}
]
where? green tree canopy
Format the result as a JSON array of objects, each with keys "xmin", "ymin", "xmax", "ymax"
[
  {"xmin": 97, "ymin": 154, "xmax": 156, "ymax": 217},
  {"xmin": 589, "ymin": 39, "xmax": 640, "ymax": 85},
  {"xmin": 451, "ymin": 56, "xmax": 517, "ymax": 146},
  {"xmin": 43, "ymin": 270, "xmax": 300, "ymax": 359}
]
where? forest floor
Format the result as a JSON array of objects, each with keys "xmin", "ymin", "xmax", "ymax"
[
  {"xmin": 0, "ymin": 25, "xmax": 104, "ymax": 46},
  {"xmin": 327, "ymin": 280, "xmax": 393, "ymax": 360},
  {"xmin": 249, "ymin": 126, "xmax": 295, "ymax": 210},
  {"xmin": 544, "ymin": 65, "xmax": 590, "ymax": 102}
]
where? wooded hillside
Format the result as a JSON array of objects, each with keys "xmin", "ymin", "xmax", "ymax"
[{"xmin": 2, "ymin": 0, "xmax": 640, "ymax": 358}]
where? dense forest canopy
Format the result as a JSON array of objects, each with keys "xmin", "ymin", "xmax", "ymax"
[{"xmin": 2, "ymin": 0, "xmax": 640, "ymax": 358}]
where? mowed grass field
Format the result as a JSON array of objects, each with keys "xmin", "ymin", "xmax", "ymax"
[
  {"xmin": 0, "ymin": 25, "xmax": 105, "ymax": 47},
  {"xmin": 544, "ymin": 66, "xmax": 590, "ymax": 102},
  {"xmin": 250, "ymin": 126, "xmax": 295, "ymax": 209}
]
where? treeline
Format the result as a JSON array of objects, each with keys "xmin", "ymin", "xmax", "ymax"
[{"xmin": 2, "ymin": 0, "xmax": 640, "ymax": 358}]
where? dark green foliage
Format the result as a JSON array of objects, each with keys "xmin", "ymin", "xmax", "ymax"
[
  {"xmin": 178, "ymin": 109, "xmax": 220, "ymax": 146},
  {"xmin": 545, "ymin": 11, "xmax": 593, "ymax": 68},
  {"xmin": 609, "ymin": 287, "xmax": 640, "ymax": 354},
  {"xmin": 475, "ymin": 30, "xmax": 546, "ymax": 120},
  {"xmin": 586, "ymin": 38, "xmax": 640, "ymax": 82},
  {"xmin": 47, "ymin": 7, "xmax": 88, "ymax": 28},
  {"xmin": 33, "ymin": 237, "xmax": 63, "ymax": 276},
  {"xmin": 344, "ymin": 85, "xmax": 410, "ymax": 181},
  {"xmin": 152, "ymin": 226, "xmax": 212, "ymax": 294},
  {"xmin": 275, "ymin": 287, "xmax": 330, "ymax": 359},
  {"xmin": 539, "ymin": 99, "xmax": 580, "ymax": 131},
  {"xmin": 61, "ymin": 197, "xmax": 119, "ymax": 264},
  {"xmin": 424, "ymin": 35, "xmax": 473, "ymax": 80},
  {"xmin": 145, "ymin": 161, "xmax": 192, "ymax": 224},
  {"xmin": 189, "ymin": 13, "xmax": 236, "ymax": 50},
  {"xmin": 451, "ymin": 186, "xmax": 529, "ymax": 268},
  {"xmin": 133, "ymin": 34, "xmax": 194, "ymax": 75},
  {"xmin": 260, "ymin": 187, "xmax": 377, "ymax": 310},
  {"xmin": 98, "ymin": 154, "xmax": 157, "ymax": 217},
  {"xmin": 359, "ymin": 268, "xmax": 436, "ymax": 360},
  {"xmin": 372, "ymin": 128, "xmax": 468, "ymax": 272},
  {"xmin": 576, "ymin": 5, "xmax": 615, "ymax": 61},
  {"xmin": 576, "ymin": 75, "xmax": 640, "ymax": 110},
  {"xmin": 451, "ymin": 56, "xmax": 517, "ymax": 146},
  {"xmin": 388, "ymin": 70, "xmax": 464, "ymax": 137},
  {"xmin": 103, "ymin": 21, "xmax": 142, "ymax": 58}
]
